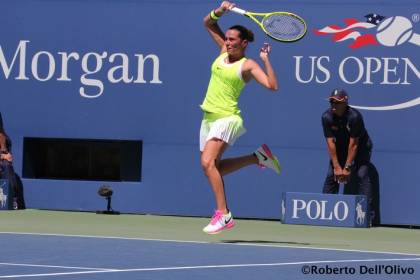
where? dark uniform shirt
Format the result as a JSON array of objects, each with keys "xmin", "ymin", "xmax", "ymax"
[
  {"xmin": 0, "ymin": 113, "xmax": 12, "ymax": 151},
  {"xmin": 321, "ymin": 106, "xmax": 372, "ymax": 165}
]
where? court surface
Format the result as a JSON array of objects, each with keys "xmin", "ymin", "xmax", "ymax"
[{"xmin": 0, "ymin": 210, "xmax": 419, "ymax": 279}]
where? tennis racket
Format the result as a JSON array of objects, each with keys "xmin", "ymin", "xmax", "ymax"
[{"xmin": 230, "ymin": 6, "xmax": 307, "ymax": 42}]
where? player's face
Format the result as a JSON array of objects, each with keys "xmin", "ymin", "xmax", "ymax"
[
  {"xmin": 330, "ymin": 100, "xmax": 347, "ymax": 116},
  {"xmin": 225, "ymin": 30, "xmax": 247, "ymax": 55}
]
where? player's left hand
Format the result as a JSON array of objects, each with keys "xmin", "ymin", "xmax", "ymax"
[{"xmin": 260, "ymin": 43, "xmax": 271, "ymax": 59}]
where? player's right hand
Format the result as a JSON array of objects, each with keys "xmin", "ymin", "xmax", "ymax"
[{"xmin": 220, "ymin": 1, "xmax": 235, "ymax": 12}]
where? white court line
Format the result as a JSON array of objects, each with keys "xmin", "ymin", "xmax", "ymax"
[
  {"xmin": 0, "ymin": 262, "xmax": 114, "ymax": 271},
  {"xmin": 1, "ymin": 231, "xmax": 419, "ymax": 257},
  {"xmin": 0, "ymin": 257, "xmax": 419, "ymax": 278}
]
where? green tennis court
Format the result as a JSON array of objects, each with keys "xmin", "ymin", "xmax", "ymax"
[{"xmin": 1, "ymin": 210, "xmax": 419, "ymax": 254}]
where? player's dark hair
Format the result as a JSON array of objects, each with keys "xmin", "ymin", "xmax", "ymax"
[{"xmin": 229, "ymin": 25, "xmax": 254, "ymax": 42}]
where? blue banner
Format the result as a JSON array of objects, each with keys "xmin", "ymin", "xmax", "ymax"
[{"xmin": 1, "ymin": 0, "xmax": 418, "ymax": 225}]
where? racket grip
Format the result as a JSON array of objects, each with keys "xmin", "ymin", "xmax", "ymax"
[{"xmin": 230, "ymin": 7, "xmax": 246, "ymax": 15}]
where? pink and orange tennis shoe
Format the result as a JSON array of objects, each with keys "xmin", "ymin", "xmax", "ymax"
[{"xmin": 255, "ymin": 144, "xmax": 281, "ymax": 174}]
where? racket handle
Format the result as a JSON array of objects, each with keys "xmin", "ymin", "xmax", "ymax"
[{"xmin": 230, "ymin": 7, "xmax": 246, "ymax": 15}]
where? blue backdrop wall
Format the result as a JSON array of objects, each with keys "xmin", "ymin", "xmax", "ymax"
[{"xmin": 1, "ymin": 0, "xmax": 419, "ymax": 225}]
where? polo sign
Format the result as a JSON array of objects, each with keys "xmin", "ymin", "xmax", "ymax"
[{"xmin": 281, "ymin": 192, "xmax": 369, "ymax": 228}]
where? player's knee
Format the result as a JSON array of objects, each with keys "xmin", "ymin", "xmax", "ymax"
[{"xmin": 200, "ymin": 157, "xmax": 218, "ymax": 175}]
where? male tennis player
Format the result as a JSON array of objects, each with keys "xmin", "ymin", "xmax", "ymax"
[
  {"xmin": 200, "ymin": 1, "xmax": 281, "ymax": 234},
  {"xmin": 321, "ymin": 89, "xmax": 376, "ymax": 221}
]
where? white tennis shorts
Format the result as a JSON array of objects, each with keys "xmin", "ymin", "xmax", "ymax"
[{"xmin": 199, "ymin": 114, "xmax": 246, "ymax": 151}]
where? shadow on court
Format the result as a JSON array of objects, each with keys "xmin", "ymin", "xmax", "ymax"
[{"xmin": 221, "ymin": 239, "xmax": 313, "ymax": 246}]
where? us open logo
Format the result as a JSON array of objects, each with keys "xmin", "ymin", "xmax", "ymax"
[
  {"xmin": 315, "ymin": 14, "xmax": 420, "ymax": 48},
  {"xmin": 293, "ymin": 13, "xmax": 420, "ymax": 111}
]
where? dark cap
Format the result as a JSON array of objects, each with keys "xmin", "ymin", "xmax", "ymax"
[{"xmin": 329, "ymin": 89, "xmax": 349, "ymax": 102}]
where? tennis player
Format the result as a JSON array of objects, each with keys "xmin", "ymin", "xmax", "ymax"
[{"xmin": 200, "ymin": 1, "xmax": 281, "ymax": 234}]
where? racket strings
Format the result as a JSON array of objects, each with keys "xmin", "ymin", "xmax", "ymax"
[{"xmin": 262, "ymin": 14, "xmax": 306, "ymax": 41}]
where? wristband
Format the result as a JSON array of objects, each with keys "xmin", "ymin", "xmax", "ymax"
[{"xmin": 210, "ymin": 10, "xmax": 220, "ymax": 21}]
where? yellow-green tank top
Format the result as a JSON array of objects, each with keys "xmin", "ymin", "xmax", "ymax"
[{"xmin": 200, "ymin": 52, "xmax": 247, "ymax": 116}]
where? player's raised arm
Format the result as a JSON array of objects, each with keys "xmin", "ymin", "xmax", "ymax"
[
  {"xmin": 203, "ymin": 1, "xmax": 235, "ymax": 51},
  {"xmin": 242, "ymin": 43, "xmax": 279, "ymax": 91}
]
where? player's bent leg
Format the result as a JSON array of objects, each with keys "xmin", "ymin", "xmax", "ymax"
[{"xmin": 218, "ymin": 154, "xmax": 258, "ymax": 176}]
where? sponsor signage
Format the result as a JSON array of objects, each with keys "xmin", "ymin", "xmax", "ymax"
[
  {"xmin": 308, "ymin": 13, "xmax": 419, "ymax": 111},
  {"xmin": 0, "ymin": 40, "xmax": 162, "ymax": 98},
  {"xmin": 281, "ymin": 192, "xmax": 369, "ymax": 228},
  {"xmin": 0, "ymin": 1, "xmax": 418, "ymax": 224}
]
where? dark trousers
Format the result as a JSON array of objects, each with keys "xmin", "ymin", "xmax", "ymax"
[
  {"xmin": 322, "ymin": 161, "xmax": 377, "ymax": 224},
  {"xmin": 0, "ymin": 160, "xmax": 18, "ymax": 206}
]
